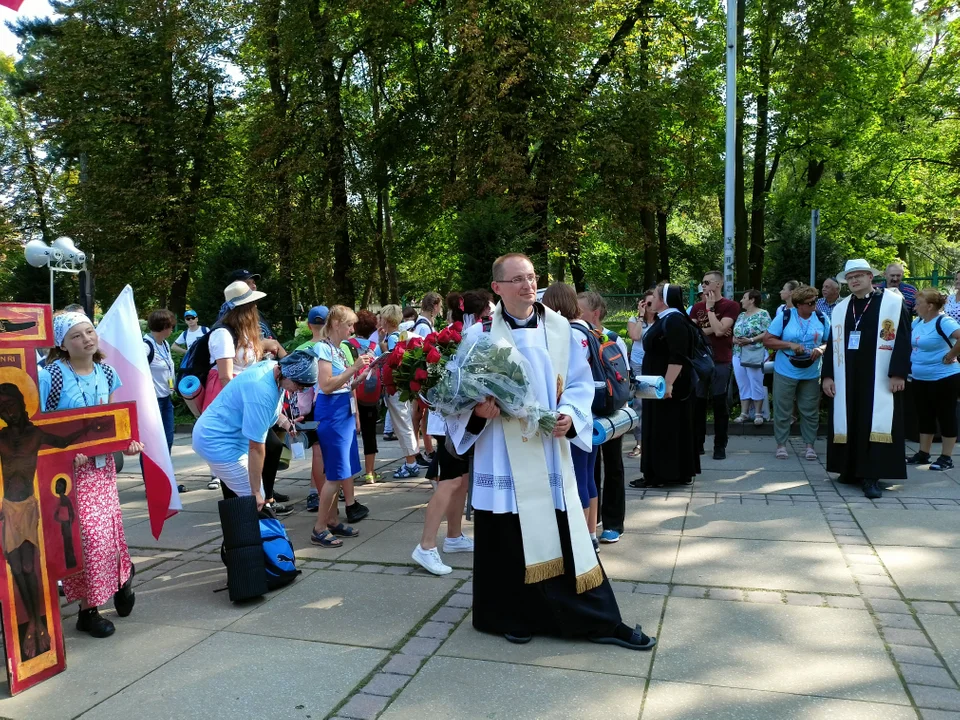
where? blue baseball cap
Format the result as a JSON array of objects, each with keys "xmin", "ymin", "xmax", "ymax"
[
  {"xmin": 184, "ymin": 309, "xmax": 198, "ymax": 318},
  {"xmin": 307, "ymin": 306, "xmax": 329, "ymax": 325}
]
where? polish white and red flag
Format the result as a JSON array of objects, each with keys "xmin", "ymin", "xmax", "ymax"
[
  {"xmin": 0, "ymin": 0, "xmax": 25, "ymax": 12},
  {"xmin": 97, "ymin": 285, "xmax": 181, "ymax": 539}
]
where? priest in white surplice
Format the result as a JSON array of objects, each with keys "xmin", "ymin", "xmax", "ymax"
[{"xmin": 446, "ymin": 253, "xmax": 656, "ymax": 650}]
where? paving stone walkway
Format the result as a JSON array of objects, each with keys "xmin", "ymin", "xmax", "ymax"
[{"xmin": 5, "ymin": 433, "xmax": 960, "ymax": 719}]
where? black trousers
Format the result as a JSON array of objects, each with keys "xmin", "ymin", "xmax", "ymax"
[
  {"xmin": 695, "ymin": 362, "xmax": 732, "ymax": 451},
  {"xmin": 262, "ymin": 427, "xmax": 284, "ymax": 500},
  {"xmin": 913, "ymin": 376, "xmax": 960, "ymax": 437},
  {"xmin": 472, "ymin": 509, "xmax": 622, "ymax": 639},
  {"xmin": 594, "ymin": 436, "xmax": 625, "ymax": 533},
  {"xmin": 358, "ymin": 404, "xmax": 379, "ymax": 456}
]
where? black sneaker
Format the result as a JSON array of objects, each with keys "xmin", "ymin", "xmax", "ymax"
[
  {"xmin": 346, "ymin": 501, "xmax": 370, "ymax": 523},
  {"xmin": 906, "ymin": 451, "xmax": 931, "ymax": 465},
  {"xmin": 863, "ymin": 479, "xmax": 882, "ymax": 500},
  {"xmin": 268, "ymin": 502, "xmax": 293, "ymax": 517},
  {"xmin": 338, "ymin": 487, "xmax": 346, "ymax": 502},
  {"xmin": 383, "ymin": 432, "xmax": 398, "ymax": 442},
  {"xmin": 931, "ymin": 455, "xmax": 954, "ymax": 471},
  {"xmin": 114, "ymin": 565, "xmax": 136, "ymax": 617},
  {"xmin": 416, "ymin": 451, "xmax": 435, "ymax": 467},
  {"xmin": 713, "ymin": 447, "xmax": 726, "ymax": 460},
  {"xmin": 76, "ymin": 608, "xmax": 115, "ymax": 638},
  {"xmin": 272, "ymin": 492, "xmax": 290, "ymax": 503}
]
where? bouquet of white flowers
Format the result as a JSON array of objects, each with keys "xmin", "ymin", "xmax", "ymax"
[{"xmin": 427, "ymin": 333, "xmax": 558, "ymax": 439}]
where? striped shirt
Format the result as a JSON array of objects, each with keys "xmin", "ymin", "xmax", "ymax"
[
  {"xmin": 877, "ymin": 281, "xmax": 917, "ymax": 312},
  {"xmin": 815, "ymin": 297, "xmax": 840, "ymax": 321}
]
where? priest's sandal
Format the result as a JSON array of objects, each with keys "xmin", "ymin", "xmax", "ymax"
[
  {"xmin": 930, "ymin": 456, "xmax": 954, "ymax": 471},
  {"xmin": 114, "ymin": 565, "xmax": 136, "ymax": 617},
  {"xmin": 77, "ymin": 608, "xmax": 115, "ymax": 638},
  {"xmin": 327, "ymin": 523, "xmax": 359, "ymax": 538},
  {"xmin": 310, "ymin": 530, "xmax": 342, "ymax": 548},
  {"xmin": 503, "ymin": 631, "xmax": 533, "ymax": 644},
  {"xmin": 863, "ymin": 479, "xmax": 882, "ymax": 500},
  {"xmin": 589, "ymin": 624, "xmax": 656, "ymax": 651},
  {"xmin": 906, "ymin": 451, "xmax": 931, "ymax": 465}
]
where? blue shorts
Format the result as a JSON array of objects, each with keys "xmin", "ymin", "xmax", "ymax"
[
  {"xmin": 571, "ymin": 444, "xmax": 599, "ymax": 508},
  {"xmin": 315, "ymin": 392, "xmax": 361, "ymax": 481}
]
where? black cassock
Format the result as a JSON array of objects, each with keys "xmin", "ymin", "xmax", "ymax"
[
  {"xmin": 640, "ymin": 312, "xmax": 700, "ymax": 485},
  {"xmin": 822, "ymin": 289, "xmax": 911, "ymax": 480}
]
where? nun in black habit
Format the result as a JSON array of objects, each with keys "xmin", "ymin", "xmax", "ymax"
[{"xmin": 638, "ymin": 282, "xmax": 702, "ymax": 488}]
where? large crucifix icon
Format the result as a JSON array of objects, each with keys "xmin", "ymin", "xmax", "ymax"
[{"xmin": 0, "ymin": 304, "xmax": 139, "ymax": 696}]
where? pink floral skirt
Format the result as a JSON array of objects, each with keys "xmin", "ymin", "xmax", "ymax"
[{"xmin": 62, "ymin": 455, "xmax": 132, "ymax": 608}]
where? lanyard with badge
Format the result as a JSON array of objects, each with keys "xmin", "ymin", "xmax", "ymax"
[
  {"xmin": 156, "ymin": 339, "xmax": 175, "ymax": 389},
  {"xmin": 67, "ymin": 361, "xmax": 109, "ymax": 468},
  {"xmin": 848, "ymin": 295, "xmax": 873, "ymax": 351},
  {"xmin": 327, "ymin": 339, "xmax": 359, "ymax": 416}
]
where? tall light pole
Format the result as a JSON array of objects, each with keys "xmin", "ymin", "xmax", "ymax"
[{"xmin": 723, "ymin": 0, "xmax": 737, "ymax": 299}]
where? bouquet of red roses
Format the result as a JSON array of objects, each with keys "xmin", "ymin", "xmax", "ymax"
[{"xmin": 382, "ymin": 321, "xmax": 464, "ymax": 402}]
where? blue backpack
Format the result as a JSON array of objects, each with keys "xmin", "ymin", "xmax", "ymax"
[{"xmin": 259, "ymin": 517, "xmax": 301, "ymax": 590}]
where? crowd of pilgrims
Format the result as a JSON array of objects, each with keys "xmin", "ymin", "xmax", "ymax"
[{"xmin": 40, "ymin": 254, "xmax": 944, "ymax": 647}]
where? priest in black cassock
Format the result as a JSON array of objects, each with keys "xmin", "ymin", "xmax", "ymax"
[
  {"xmin": 822, "ymin": 259, "xmax": 911, "ymax": 499},
  {"xmin": 445, "ymin": 253, "xmax": 656, "ymax": 650}
]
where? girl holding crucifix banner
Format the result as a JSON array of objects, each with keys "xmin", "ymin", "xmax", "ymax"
[{"xmin": 39, "ymin": 312, "xmax": 144, "ymax": 639}]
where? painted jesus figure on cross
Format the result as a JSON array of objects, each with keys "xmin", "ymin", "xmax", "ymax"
[{"xmin": 0, "ymin": 382, "xmax": 109, "ymax": 662}]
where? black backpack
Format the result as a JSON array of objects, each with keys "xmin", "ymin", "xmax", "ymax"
[
  {"xmin": 571, "ymin": 323, "xmax": 631, "ymax": 416},
  {"xmin": 177, "ymin": 323, "xmax": 234, "ymax": 388},
  {"xmin": 688, "ymin": 323, "xmax": 716, "ymax": 397},
  {"xmin": 779, "ymin": 307, "xmax": 827, "ymax": 335}
]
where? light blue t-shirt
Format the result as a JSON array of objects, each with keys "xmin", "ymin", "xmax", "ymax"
[
  {"xmin": 39, "ymin": 360, "xmax": 123, "ymax": 411},
  {"xmin": 767, "ymin": 309, "xmax": 829, "ymax": 381},
  {"xmin": 316, "ymin": 340, "xmax": 351, "ymax": 395},
  {"xmin": 192, "ymin": 361, "xmax": 283, "ymax": 464},
  {"xmin": 910, "ymin": 315, "xmax": 960, "ymax": 381}
]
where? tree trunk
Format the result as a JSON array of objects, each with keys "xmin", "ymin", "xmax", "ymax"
[
  {"xmin": 370, "ymin": 60, "xmax": 391, "ymax": 307},
  {"xmin": 13, "ymin": 100, "xmax": 52, "ymax": 244},
  {"xmin": 657, "ymin": 208, "xmax": 670, "ymax": 281},
  {"xmin": 641, "ymin": 212, "xmax": 657, "ymax": 288},
  {"xmin": 748, "ymin": 8, "xmax": 773, "ymax": 291}
]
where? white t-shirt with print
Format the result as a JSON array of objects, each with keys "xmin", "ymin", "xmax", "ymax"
[{"xmin": 174, "ymin": 326, "xmax": 208, "ymax": 350}]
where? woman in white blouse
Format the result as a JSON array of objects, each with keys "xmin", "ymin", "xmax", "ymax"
[{"xmin": 945, "ymin": 271, "xmax": 960, "ymax": 323}]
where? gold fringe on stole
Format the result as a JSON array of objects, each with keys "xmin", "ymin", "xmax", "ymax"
[
  {"xmin": 575, "ymin": 564, "xmax": 604, "ymax": 594},
  {"xmin": 524, "ymin": 557, "xmax": 564, "ymax": 584},
  {"xmin": 834, "ymin": 434, "xmax": 847, "ymax": 444},
  {"xmin": 869, "ymin": 432, "xmax": 893, "ymax": 443}
]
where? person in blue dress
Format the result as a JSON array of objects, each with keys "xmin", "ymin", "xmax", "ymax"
[
  {"xmin": 906, "ymin": 288, "xmax": 960, "ymax": 470},
  {"xmin": 310, "ymin": 306, "xmax": 374, "ymax": 548},
  {"xmin": 39, "ymin": 312, "xmax": 144, "ymax": 639}
]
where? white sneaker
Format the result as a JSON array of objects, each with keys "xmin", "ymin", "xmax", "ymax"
[
  {"xmin": 412, "ymin": 545, "xmax": 452, "ymax": 576},
  {"xmin": 207, "ymin": 477, "xmax": 221, "ymax": 490},
  {"xmin": 443, "ymin": 534, "xmax": 475, "ymax": 554}
]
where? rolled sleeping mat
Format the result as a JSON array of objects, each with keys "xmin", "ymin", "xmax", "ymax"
[
  {"xmin": 178, "ymin": 374, "xmax": 205, "ymax": 418},
  {"xmin": 592, "ymin": 406, "xmax": 640, "ymax": 446},
  {"xmin": 763, "ymin": 360, "xmax": 775, "ymax": 375},
  {"xmin": 633, "ymin": 375, "xmax": 666, "ymax": 399},
  {"xmin": 224, "ymin": 545, "xmax": 268, "ymax": 602},
  {"xmin": 218, "ymin": 495, "xmax": 262, "ymax": 550}
]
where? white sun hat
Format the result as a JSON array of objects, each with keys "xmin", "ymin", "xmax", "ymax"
[
  {"xmin": 223, "ymin": 280, "xmax": 267, "ymax": 306},
  {"xmin": 836, "ymin": 259, "xmax": 881, "ymax": 284}
]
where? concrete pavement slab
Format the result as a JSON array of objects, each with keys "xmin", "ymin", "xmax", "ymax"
[
  {"xmin": 622, "ymin": 496, "xmax": 689, "ymax": 535},
  {"xmin": 853, "ymin": 509, "xmax": 960, "ymax": 547},
  {"xmin": 699, "ymin": 454, "xmax": 805, "ymax": 473},
  {"xmin": 673, "ymin": 537, "xmax": 857, "ymax": 594},
  {"xmin": 226, "ymin": 568, "xmax": 456, "ymax": 649},
  {"xmin": 594, "ymin": 533, "xmax": 681, "ymax": 583},
  {"xmin": 652, "ymin": 597, "xmax": 910, "ymax": 704},
  {"xmin": 436, "ymin": 592, "xmax": 664, "ymax": 677},
  {"xmin": 124, "ymin": 510, "xmax": 222, "ymax": 550},
  {"xmin": 918, "ymin": 614, "xmax": 960, "ymax": 679},
  {"xmin": 380, "ymin": 656, "xmax": 646, "ymax": 720},
  {"xmin": 0, "ymin": 622, "xmax": 211, "ymax": 720},
  {"xmin": 283, "ymin": 514, "xmax": 395, "ymax": 561},
  {"xmin": 694, "ymin": 469, "xmax": 813, "ymax": 494},
  {"xmin": 77, "ymin": 631, "xmax": 386, "ymax": 720},
  {"xmin": 642, "ymin": 680, "xmax": 917, "ymax": 720},
  {"xmin": 876, "ymin": 547, "xmax": 960, "ymax": 601},
  {"xmin": 338, "ymin": 521, "xmax": 474, "ymax": 569},
  {"xmin": 680, "ymin": 503, "xmax": 834, "ymax": 542},
  {"xmin": 351, "ymin": 488, "xmax": 429, "ymax": 522}
]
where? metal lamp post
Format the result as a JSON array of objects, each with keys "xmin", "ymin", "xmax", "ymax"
[{"xmin": 24, "ymin": 237, "xmax": 87, "ymax": 309}]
